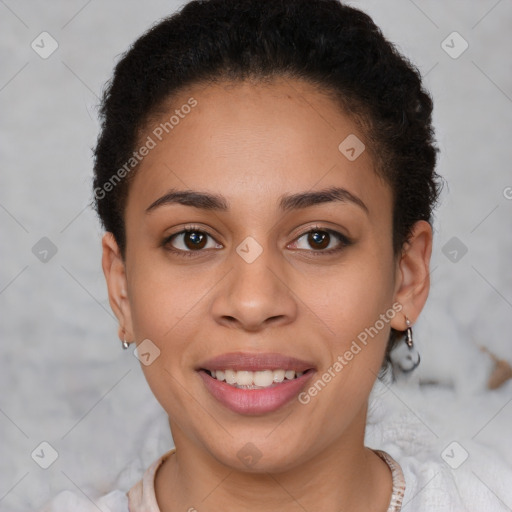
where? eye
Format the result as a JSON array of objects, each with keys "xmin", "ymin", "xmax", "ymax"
[
  {"xmin": 163, "ymin": 226, "xmax": 222, "ymax": 256},
  {"xmin": 289, "ymin": 226, "xmax": 351, "ymax": 254}
]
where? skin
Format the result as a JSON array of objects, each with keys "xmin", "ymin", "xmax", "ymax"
[{"xmin": 102, "ymin": 77, "xmax": 432, "ymax": 511}]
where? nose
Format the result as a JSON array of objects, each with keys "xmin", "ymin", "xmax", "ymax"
[{"xmin": 210, "ymin": 242, "xmax": 298, "ymax": 332}]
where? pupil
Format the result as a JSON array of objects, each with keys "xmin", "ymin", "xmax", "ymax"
[
  {"xmin": 186, "ymin": 231, "xmax": 206, "ymax": 250},
  {"xmin": 309, "ymin": 231, "xmax": 329, "ymax": 249}
]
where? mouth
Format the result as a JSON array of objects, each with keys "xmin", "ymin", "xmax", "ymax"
[{"xmin": 196, "ymin": 352, "xmax": 316, "ymax": 415}]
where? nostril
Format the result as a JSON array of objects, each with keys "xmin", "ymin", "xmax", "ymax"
[{"xmin": 264, "ymin": 315, "xmax": 286, "ymax": 325}]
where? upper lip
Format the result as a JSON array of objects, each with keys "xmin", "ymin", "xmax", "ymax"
[{"xmin": 197, "ymin": 352, "xmax": 316, "ymax": 372}]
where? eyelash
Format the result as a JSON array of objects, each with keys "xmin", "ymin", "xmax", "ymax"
[{"xmin": 162, "ymin": 224, "xmax": 352, "ymax": 258}]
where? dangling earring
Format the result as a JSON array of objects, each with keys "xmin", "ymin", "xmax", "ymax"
[
  {"xmin": 397, "ymin": 316, "xmax": 420, "ymax": 373},
  {"xmin": 405, "ymin": 317, "xmax": 413, "ymax": 348},
  {"xmin": 120, "ymin": 329, "xmax": 130, "ymax": 350}
]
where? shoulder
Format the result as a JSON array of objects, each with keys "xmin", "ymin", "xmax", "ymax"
[
  {"xmin": 399, "ymin": 453, "xmax": 464, "ymax": 511},
  {"xmin": 39, "ymin": 489, "xmax": 128, "ymax": 512},
  {"xmin": 39, "ymin": 448, "xmax": 175, "ymax": 512},
  {"xmin": 366, "ymin": 380, "xmax": 512, "ymax": 512},
  {"xmin": 400, "ymin": 448, "xmax": 512, "ymax": 512}
]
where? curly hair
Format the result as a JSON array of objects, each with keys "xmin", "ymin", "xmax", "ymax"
[{"xmin": 92, "ymin": 0, "xmax": 442, "ymax": 369}]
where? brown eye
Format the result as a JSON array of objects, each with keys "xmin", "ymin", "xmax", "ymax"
[
  {"xmin": 307, "ymin": 230, "xmax": 330, "ymax": 250},
  {"xmin": 182, "ymin": 231, "xmax": 207, "ymax": 250},
  {"xmin": 163, "ymin": 227, "xmax": 222, "ymax": 256},
  {"xmin": 290, "ymin": 227, "xmax": 351, "ymax": 254}
]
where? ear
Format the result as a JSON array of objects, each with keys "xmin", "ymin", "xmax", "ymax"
[
  {"xmin": 391, "ymin": 220, "xmax": 433, "ymax": 330},
  {"xmin": 101, "ymin": 232, "xmax": 134, "ymax": 342}
]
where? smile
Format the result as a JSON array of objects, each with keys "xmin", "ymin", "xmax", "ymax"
[{"xmin": 196, "ymin": 352, "xmax": 316, "ymax": 415}]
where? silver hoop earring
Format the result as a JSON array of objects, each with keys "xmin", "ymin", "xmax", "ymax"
[{"xmin": 122, "ymin": 339, "xmax": 130, "ymax": 350}]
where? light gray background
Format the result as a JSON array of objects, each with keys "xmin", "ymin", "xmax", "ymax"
[{"xmin": 1, "ymin": 1, "xmax": 511, "ymax": 510}]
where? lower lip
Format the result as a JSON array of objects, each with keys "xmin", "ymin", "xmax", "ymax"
[{"xmin": 198, "ymin": 370, "xmax": 315, "ymax": 415}]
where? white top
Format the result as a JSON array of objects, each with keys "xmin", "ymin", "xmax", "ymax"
[
  {"xmin": 40, "ymin": 447, "xmax": 405, "ymax": 511},
  {"xmin": 128, "ymin": 448, "xmax": 405, "ymax": 512},
  {"xmin": 39, "ymin": 438, "xmax": 512, "ymax": 512}
]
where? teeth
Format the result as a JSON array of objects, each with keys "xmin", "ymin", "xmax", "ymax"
[
  {"xmin": 209, "ymin": 369, "xmax": 305, "ymax": 388},
  {"xmin": 273, "ymin": 369, "xmax": 285, "ymax": 383},
  {"xmin": 224, "ymin": 369, "xmax": 237, "ymax": 385},
  {"xmin": 236, "ymin": 371, "xmax": 253, "ymax": 386},
  {"xmin": 254, "ymin": 370, "xmax": 273, "ymax": 387}
]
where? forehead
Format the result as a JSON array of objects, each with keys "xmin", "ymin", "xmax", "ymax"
[{"xmin": 127, "ymin": 78, "xmax": 391, "ymax": 218}]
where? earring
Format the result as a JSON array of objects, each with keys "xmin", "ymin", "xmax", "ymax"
[
  {"xmin": 397, "ymin": 316, "xmax": 420, "ymax": 373},
  {"xmin": 405, "ymin": 317, "xmax": 413, "ymax": 348},
  {"xmin": 122, "ymin": 339, "xmax": 130, "ymax": 350}
]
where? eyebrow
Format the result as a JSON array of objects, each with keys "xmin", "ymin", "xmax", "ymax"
[{"xmin": 145, "ymin": 186, "xmax": 368, "ymax": 214}]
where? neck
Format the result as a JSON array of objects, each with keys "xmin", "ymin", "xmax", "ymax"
[{"xmin": 155, "ymin": 406, "xmax": 392, "ymax": 512}]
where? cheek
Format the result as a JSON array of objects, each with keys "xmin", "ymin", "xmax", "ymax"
[
  {"xmin": 126, "ymin": 262, "xmax": 207, "ymax": 417},
  {"xmin": 127, "ymin": 254, "xmax": 209, "ymax": 339},
  {"xmin": 293, "ymin": 264, "xmax": 396, "ymax": 448},
  {"xmin": 299, "ymin": 249, "xmax": 397, "ymax": 414},
  {"xmin": 126, "ymin": 256, "xmax": 219, "ymax": 391},
  {"xmin": 295, "ymin": 251, "xmax": 397, "ymax": 342}
]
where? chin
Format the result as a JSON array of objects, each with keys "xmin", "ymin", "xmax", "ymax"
[{"xmin": 204, "ymin": 432, "xmax": 308, "ymax": 474}]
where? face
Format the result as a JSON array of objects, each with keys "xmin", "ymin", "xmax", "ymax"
[{"xmin": 103, "ymin": 77, "xmax": 431, "ymax": 472}]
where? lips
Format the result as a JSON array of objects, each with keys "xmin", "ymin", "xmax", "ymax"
[
  {"xmin": 196, "ymin": 352, "xmax": 316, "ymax": 415},
  {"xmin": 196, "ymin": 352, "xmax": 315, "ymax": 373}
]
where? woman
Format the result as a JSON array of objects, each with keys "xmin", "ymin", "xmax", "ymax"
[{"xmin": 45, "ymin": 0, "xmax": 441, "ymax": 510}]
